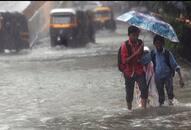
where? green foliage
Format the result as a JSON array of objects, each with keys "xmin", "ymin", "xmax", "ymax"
[
  {"xmin": 164, "ymin": 18, "xmax": 184, "ymax": 54},
  {"xmin": 131, "ymin": 1, "xmax": 191, "ymax": 60}
]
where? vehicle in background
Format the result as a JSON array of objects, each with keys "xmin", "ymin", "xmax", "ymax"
[
  {"xmin": 0, "ymin": 11, "xmax": 29, "ymax": 52},
  {"xmin": 93, "ymin": 6, "xmax": 116, "ymax": 31},
  {"xmin": 49, "ymin": 8, "xmax": 95, "ymax": 47}
]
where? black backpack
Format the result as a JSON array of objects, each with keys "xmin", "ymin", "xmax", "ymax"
[
  {"xmin": 151, "ymin": 49, "xmax": 175, "ymax": 77},
  {"xmin": 118, "ymin": 39, "xmax": 143, "ymax": 72}
]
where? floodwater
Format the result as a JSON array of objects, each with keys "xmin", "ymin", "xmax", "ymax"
[{"xmin": 0, "ymin": 24, "xmax": 190, "ymax": 130}]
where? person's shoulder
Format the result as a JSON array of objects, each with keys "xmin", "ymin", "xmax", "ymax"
[
  {"xmin": 125, "ymin": 40, "xmax": 129, "ymax": 44},
  {"xmin": 164, "ymin": 48, "xmax": 170, "ymax": 52},
  {"xmin": 120, "ymin": 40, "xmax": 129, "ymax": 50},
  {"xmin": 164, "ymin": 48, "xmax": 173, "ymax": 56},
  {"xmin": 120, "ymin": 40, "xmax": 128, "ymax": 46},
  {"xmin": 122, "ymin": 40, "xmax": 130, "ymax": 47},
  {"xmin": 164, "ymin": 48, "xmax": 177, "ymax": 61}
]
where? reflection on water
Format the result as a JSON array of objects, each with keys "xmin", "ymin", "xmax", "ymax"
[
  {"xmin": 103, "ymin": 105, "xmax": 191, "ymax": 130},
  {"xmin": 35, "ymin": 104, "xmax": 191, "ymax": 130},
  {"xmin": 0, "ymin": 61, "xmax": 190, "ymax": 130},
  {"xmin": 12, "ymin": 104, "xmax": 189, "ymax": 130}
]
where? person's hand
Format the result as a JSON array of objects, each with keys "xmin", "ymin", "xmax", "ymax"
[
  {"xmin": 126, "ymin": 57, "xmax": 131, "ymax": 64},
  {"xmin": 179, "ymin": 78, "xmax": 184, "ymax": 88},
  {"xmin": 135, "ymin": 49, "xmax": 141, "ymax": 55}
]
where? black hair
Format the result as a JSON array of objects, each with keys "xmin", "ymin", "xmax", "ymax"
[
  {"xmin": 128, "ymin": 25, "xmax": 140, "ymax": 36},
  {"xmin": 153, "ymin": 35, "xmax": 165, "ymax": 44}
]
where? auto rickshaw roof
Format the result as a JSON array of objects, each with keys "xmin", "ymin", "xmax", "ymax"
[
  {"xmin": 94, "ymin": 6, "xmax": 111, "ymax": 12},
  {"xmin": 50, "ymin": 8, "xmax": 76, "ymax": 15}
]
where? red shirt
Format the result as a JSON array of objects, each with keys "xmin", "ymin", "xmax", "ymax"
[{"xmin": 121, "ymin": 39, "xmax": 145, "ymax": 78}]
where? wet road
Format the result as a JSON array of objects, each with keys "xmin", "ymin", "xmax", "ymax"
[{"xmin": 0, "ymin": 24, "xmax": 191, "ymax": 130}]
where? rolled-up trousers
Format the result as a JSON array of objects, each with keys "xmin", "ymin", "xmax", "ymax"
[
  {"xmin": 124, "ymin": 74, "xmax": 148, "ymax": 104},
  {"xmin": 155, "ymin": 76, "xmax": 174, "ymax": 104}
]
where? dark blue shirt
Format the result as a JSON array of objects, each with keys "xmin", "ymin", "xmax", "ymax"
[{"xmin": 154, "ymin": 48, "xmax": 180, "ymax": 80}]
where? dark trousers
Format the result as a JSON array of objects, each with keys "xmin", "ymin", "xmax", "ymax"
[
  {"xmin": 124, "ymin": 74, "xmax": 148, "ymax": 104},
  {"xmin": 155, "ymin": 76, "xmax": 174, "ymax": 104}
]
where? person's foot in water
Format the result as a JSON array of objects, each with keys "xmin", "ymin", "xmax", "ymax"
[
  {"xmin": 127, "ymin": 102, "xmax": 132, "ymax": 110},
  {"xmin": 169, "ymin": 99, "xmax": 174, "ymax": 106}
]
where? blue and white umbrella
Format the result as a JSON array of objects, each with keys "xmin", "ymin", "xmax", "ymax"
[{"xmin": 117, "ymin": 10, "xmax": 179, "ymax": 42}]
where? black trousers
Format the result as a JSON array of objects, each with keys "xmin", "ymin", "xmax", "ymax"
[
  {"xmin": 124, "ymin": 74, "xmax": 148, "ymax": 104},
  {"xmin": 155, "ymin": 76, "xmax": 174, "ymax": 104}
]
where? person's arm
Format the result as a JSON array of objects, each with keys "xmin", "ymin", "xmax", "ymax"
[
  {"xmin": 126, "ymin": 43, "xmax": 143, "ymax": 64},
  {"xmin": 176, "ymin": 68, "xmax": 184, "ymax": 88},
  {"xmin": 169, "ymin": 51, "xmax": 184, "ymax": 87}
]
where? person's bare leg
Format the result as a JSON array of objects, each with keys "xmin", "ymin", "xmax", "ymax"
[{"xmin": 141, "ymin": 98, "xmax": 147, "ymax": 109}]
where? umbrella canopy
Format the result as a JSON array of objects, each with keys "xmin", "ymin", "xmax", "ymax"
[{"xmin": 116, "ymin": 10, "xmax": 179, "ymax": 42}]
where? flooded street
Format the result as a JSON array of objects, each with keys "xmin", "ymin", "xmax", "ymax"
[{"xmin": 0, "ymin": 24, "xmax": 190, "ymax": 130}]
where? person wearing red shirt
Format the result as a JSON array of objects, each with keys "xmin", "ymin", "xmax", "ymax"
[{"xmin": 119, "ymin": 26, "xmax": 148, "ymax": 110}]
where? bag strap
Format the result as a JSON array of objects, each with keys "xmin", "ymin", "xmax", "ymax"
[
  {"xmin": 164, "ymin": 49, "xmax": 172, "ymax": 69},
  {"xmin": 125, "ymin": 40, "xmax": 132, "ymax": 57},
  {"xmin": 164, "ymin": 49, "xmax": 175, "ymax": 77}
]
